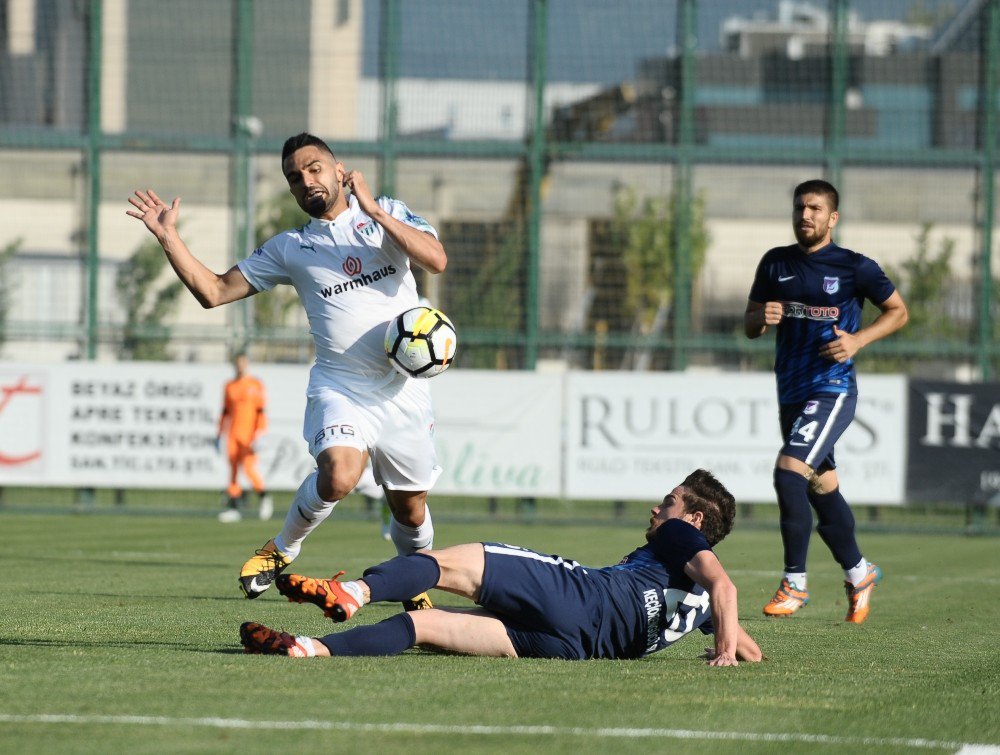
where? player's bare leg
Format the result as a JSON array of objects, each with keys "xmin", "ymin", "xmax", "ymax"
[
  {"xmin": 410, "ymin": 608, "xmax": 517, "ymax": 657},
  {"xmin": 385, "ymin": 488, "xmax": 436, "ymax": 610}
]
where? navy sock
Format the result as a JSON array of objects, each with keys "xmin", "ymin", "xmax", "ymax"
[
  {"xmin": 774, "ymin": 468, "xmax": 813, "ymax": 573},
  {"xmin": 362, "ymin": 553, "xmax": 440, "ymax": 603},
  {"xmin": 810, "ymin": 487, "xmax": 862, "ymax": 569},
  {"xmin": 317, "ymin": 613, "xmax": 416, "ymax": 657}
]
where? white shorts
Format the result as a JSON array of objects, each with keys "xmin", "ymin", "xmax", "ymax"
[{"xmin": 303, "ymin": 380, "xmax": 441, "ymax": 492}]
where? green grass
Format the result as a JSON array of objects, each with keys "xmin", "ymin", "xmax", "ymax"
[{"xmin": 1, "ymin": 509, "xmax": 998, "ymax": 754}]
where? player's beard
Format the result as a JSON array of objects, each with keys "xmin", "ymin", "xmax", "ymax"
[
  {"xmin": 302, "ymin": 183, "xmax": 339, "ymax": 218},
  {"xmin": 794, "ymin": 221, "xmax": 826, "ymax": 247}
]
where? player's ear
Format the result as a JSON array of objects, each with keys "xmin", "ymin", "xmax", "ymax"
[
  {"xmin": 829, "ymin": 210, "xmax": 839, "ymax": 228},
  {"xmin": 684, "ymin": 510, "xmax": 704, "ymax": 529}
]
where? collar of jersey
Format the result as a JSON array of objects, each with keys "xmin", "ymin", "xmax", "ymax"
[{"xmin": 308, "ymin": 195, "xmax": 360, "ymax": 229}]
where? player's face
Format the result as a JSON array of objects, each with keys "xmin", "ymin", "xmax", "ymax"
[
  {"xmin": 234, "ymin": 355, "xmax": 248, "ymax": 376},
  {"xmin": 792, "ymin": 192, "xmax": 838, "ymax": 251},
  {"xmin": 283, "ymin": 146, "xmax": 344, "ymax": 219},
  {"xmin": 646, "ymin": 485, "xmax": 694, "ymax": 541}
]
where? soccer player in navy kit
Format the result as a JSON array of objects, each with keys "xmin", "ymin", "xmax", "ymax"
[
  {"xmin": 239, "ymin": 469, "xmax": 762, "ymax": 665},
  {"xmin": 744, "ymin": 179, "xmax": 908, "ymax": 623}
]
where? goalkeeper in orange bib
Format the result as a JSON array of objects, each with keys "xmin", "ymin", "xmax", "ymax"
[{"xmin": 217, "ymin": 353, "xmax": 273, "ymax": 523}]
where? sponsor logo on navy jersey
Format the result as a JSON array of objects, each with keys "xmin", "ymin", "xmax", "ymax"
[{"xmin": 783, "ymin": 301, "xmax": 839, "ymax": 321}]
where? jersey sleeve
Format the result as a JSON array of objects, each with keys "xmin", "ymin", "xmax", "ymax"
[
  {"xmin": 856, "ymin": 255, "xmax": 896, "ymax": 305},
  {"xmin": 649, "ymin": 519, "xmax": 712, "ymax": 577},
  {"xmin": 747, "ymin": 253, "xmax": 772, "ymax": 303},
  {"xmin": 377, "ymin": 196, "xmax": 439, "ymax": 239},
  {"xmin": 237, "ymin": 235, "xmax": 292, "ymax": 292}
]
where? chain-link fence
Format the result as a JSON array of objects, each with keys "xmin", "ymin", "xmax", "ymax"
[{"xmin": 1, "ymin": 0, "xmax": 998, "ymax": 378}]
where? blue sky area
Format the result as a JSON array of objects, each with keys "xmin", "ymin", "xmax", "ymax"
[{"xmin": 362, "ymin": 0, "xmax": 960, "ymax": 84}]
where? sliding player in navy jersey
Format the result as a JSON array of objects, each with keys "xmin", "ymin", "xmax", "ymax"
[
  {"xmin": 744, "ymin": 179, "xmax": 908, "ymax": 623},
  {"xmin": 240, "ymin": 469, "xmax": 763, "ymax": 665}
]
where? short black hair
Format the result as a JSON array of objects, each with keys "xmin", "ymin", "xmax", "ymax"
[
  {"xmin": 794, "ymin": 179, "xmax": 839, "ymax": 211},
  {"xmin": 281, "ymin": 132, "xmax": 335, "ymax": 164},
  {"xmin": 679, "ymin": 469, "xmax": 736, "ymax": 547}
]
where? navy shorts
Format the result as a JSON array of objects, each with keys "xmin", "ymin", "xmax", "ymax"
[
  {"xmin": 478, "ymin": 543, "xmax": 602, "ymax": 660},
  {"xmin": 779, "ymin": 393, "xmax": 857, "ymax": 472}
]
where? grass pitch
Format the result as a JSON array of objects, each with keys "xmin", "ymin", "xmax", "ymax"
[{"xmin": 0, "ymin": 508, "xmax": 997, "ymax": 754}]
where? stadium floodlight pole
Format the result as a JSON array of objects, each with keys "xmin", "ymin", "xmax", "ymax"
[
  {"xmin": 975, "ymin": 0, "xmax": 999, "ymax": 380},
  {"xmin": 378, "ymin": 0, "xmax": 400, "ymax": 198},
  {"xmin": 84, "ymin": 0, "xmax": 103, "ymax": 360}
]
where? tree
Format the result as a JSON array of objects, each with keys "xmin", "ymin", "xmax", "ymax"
[
  {"xmin": 861, "ymin": 223, "xmax": 959, "ymax": 373},
  {"xmin": 0, "ymin": 238, "xmax": 22, "ymax": 355},
  {"xmin": 115, "ymin": 238, "xmax": 184, "ymax": 361},
  {"xmin": 607, "ymin": 187, "xmax": 709, "ymax": 369}
]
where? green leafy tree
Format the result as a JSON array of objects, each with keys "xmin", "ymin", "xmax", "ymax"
[
  {"xmin": 861, "ymin": 223, "xmax": 958, "ymax": 373},
  {"xmin": 115, "ymin": 238, "xmax": 184, "ymax": 361},
  {"xmin": 0, "ymin": 238, "xmax": 22, "ymax": 354},
  {"xmin": 608, "ymin": 187, "xmax": 709, "ymax": 369}
]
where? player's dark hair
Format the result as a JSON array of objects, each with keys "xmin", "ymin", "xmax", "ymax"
[
  {"xmin": 680, "ymin": 469, "xmax": 736, "ymax": 547},
  {"xmin": 281, "ymin": 132, "xmax": 335, "ymax": 164},
  {"xmin": 794, "ymin": 179, "xmax": 839, "ymax": 211}
]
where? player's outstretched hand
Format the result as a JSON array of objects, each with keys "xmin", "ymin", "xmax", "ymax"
[
  {"xmin": 703, "ymin": 647, "xmax": 739, "ymax": 667},
  {"xmin": 126, "ymin": 189, "xmax": 180, "ymax": 239}
]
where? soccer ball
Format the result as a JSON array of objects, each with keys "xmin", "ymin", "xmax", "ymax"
[{"xmin": 384, "ymin": 306, "xmax": 458, "ymax": 378}]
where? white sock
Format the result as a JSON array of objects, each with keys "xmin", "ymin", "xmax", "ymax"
[
  {"xmin": 339, "ymin": 580, "xmax": 365, "ymax": 606},
  {"xmin": 389, "ymin": 504, "xmax": 434, "ymax": 555},
  {"xmin": 274, "ymin": 471, "xmax": 339, "ymax": 560},
  {"xmin": 289, "ymin": 636, "xmax": 317, "ymax": 658},
  {"xmin": 845, "ymin": 558, "xmax": 868, "ymax": 586},
  {"xmin": 783, "ymin": 572, "xmax": 807, "ymax": 591}
]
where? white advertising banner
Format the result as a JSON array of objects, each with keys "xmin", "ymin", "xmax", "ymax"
[
  {"xmin": 564, "ymin": 372, "xmax": 907, "ymax": 504},
  {"xmin": 430, "ymin": 370, "xmax": 562, "ymax": 497},
  {"xmin": 0, "ymin": 363, "xmax": 905, "ymax": 502},
  {"xmin": 0, "ymin": 363, "xmax": 564, "ymax": 497},
  {"xmin": 0, "ymin": 362, "xmax": 314, "ymax": 491}
]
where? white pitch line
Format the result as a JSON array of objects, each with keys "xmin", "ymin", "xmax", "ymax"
[{"xmin": 0, "ymin": 714, "xmax": 996, "ymax": 752}]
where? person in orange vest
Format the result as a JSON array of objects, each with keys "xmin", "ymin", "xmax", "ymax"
[{"xmin": 217, "ymin": 353, "xmax": 272, "ymax": 523}]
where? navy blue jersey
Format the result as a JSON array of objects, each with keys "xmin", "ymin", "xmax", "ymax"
[
  {"xmin": 478, "ymin": 519, "xmax": 714, "ymax": 660},
  {"xmin": 748, "ymin": 242, "xmax": 896, "ymax": 404}
]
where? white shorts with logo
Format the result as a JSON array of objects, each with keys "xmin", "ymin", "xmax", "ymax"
[{"xmin": 302, "ymin": 378, "xmax": 441, "ymax": 492}]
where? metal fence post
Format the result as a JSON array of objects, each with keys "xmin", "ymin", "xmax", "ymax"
[
  {"xmin": 230, "ymin": 0, "xmax": 255, "ymax": 354},
  {"xmin": 84, "ymin": 0, "xmax": 104, "ymax": 360},
  {"xmin": 672, "ymin": 0, "xmax": 697, "ymax": 371},
  {"xmin": 379, "ymin": 0, "xmax": 400, "ymax": 198},
  {"xmin": 977, "ymin": 0, "xmax": 998, "ymax": 380},
  {"xmin": 525, "ymin": 0, "xmax": 547, "ymax": 371},
  {"xmin": 827, "ymin": 0, "xmax": 850, "ymax": 192}
]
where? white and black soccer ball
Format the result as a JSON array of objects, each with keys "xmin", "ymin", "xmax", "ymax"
[{"xmin": 384, "ymin": 306, "xmax": 458, "ymax": 378}]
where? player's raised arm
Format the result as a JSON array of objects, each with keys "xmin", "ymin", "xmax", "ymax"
[
  {"xmin": 685, "ymin": 549, "xmax": 761, "ymax": 666},
  {"xmin": 126, "ymin": 188, "xmax": 257, "ymax": 308},
  {"xmin": 343, "ymin": 170, "xmax": 447, "ymax": 274}
]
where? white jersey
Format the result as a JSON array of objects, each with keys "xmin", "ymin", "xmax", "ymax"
[{"xmin": 238, "ymin": 195, "xmax": 438, "ymax": 395}]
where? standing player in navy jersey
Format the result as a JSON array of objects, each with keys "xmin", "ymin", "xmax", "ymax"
[
  {"xmin": 239, "ymin": 469, "xmax": 762, "ymax": 665},
  {"xmin": 744, "ymin": 179, "xmax": 908, "ymax": 623}
]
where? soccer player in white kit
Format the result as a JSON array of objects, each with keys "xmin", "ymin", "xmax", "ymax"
[{"xmin": 127, "ymin": 133, "xmax": 447, "ymax": 608}]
